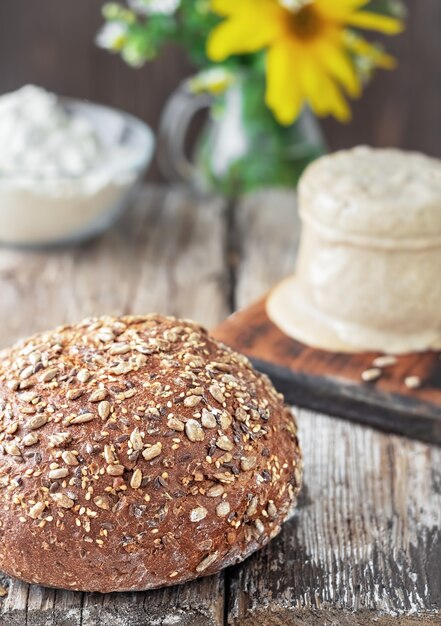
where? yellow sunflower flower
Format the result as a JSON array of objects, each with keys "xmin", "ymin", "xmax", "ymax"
[{"xmin": 207, "ymin": 0, "xmax": 404, "ymax": 125}]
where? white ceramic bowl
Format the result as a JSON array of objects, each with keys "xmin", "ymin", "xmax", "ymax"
[{"xmin": 0, "ymin": 99, "xmax": 155, "ymax": 247}]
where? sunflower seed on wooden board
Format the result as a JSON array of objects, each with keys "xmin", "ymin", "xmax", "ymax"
[
  {"xmin": 372, "ymin": 355, "xmax": 397, "ymax": 368},
  {"xmin": 361, "ymin": 368, "xmax": 382, "ymax": 382},
  {"xmin": 404, "ymin": 375, "xmax": 422, "ymax": 389}
]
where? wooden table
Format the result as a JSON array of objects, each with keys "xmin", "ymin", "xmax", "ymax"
[{"xmin": 0, "ymin": 186, "xmax": 440, "ymax": 625}]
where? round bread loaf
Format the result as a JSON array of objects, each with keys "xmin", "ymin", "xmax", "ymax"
[{"xmin": 0, "ymin": 314, "xmax": 302, "ymax": 592}]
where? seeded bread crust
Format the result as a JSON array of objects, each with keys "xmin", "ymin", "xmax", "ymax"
[{"xmin": 0, "ymin": 315, "xmax": 302, "ymax": 592}]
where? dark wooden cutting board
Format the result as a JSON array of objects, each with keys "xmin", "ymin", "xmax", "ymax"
[{"xmin": 213, "ymin": 296, "xmax": 441, "ymax": 445}]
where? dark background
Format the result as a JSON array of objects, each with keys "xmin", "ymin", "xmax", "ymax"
[{"xmin": 1, "ymin": 0, "xmax": 439, "ymax": 179}]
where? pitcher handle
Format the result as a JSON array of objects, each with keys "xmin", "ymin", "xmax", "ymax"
[{"xmin": 157, "ymin": 82, "xmax": 213, "ymax": 184}]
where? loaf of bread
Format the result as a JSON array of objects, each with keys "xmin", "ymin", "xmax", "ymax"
[{"xmin": 0, "ymin": 314, "xmax": 302, "ymax": 592}]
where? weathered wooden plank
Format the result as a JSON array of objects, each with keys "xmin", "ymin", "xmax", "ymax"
[
  {"xmin": 227, "ymin": 411, "xmax": 441, "ymax": 625},
  {"xmin": 226, "ymin": 189, "xmax": 441, "ymax": 623},
  {"xmin": 80, "ymin": 576, "xmax": 225, "ymax": 626},
  {"xmin": 0, "ymin": 186, "xmax": 229, "ymax": 626}
]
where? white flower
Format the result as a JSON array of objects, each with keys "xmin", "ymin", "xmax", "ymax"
[
  {"xmin": 128, "ymin": 0, "xmax": 181, "ymax": 16},
  {"xmin": 188, "ymin": 68, "xmax": 236, "ymax": 95},
  {"xmin": 95, "ymin": 22, "xmax": 128, "ymax": 51}
]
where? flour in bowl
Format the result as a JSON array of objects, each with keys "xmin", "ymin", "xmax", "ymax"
[{"xmin": 0, "ymin": 85, "xmax": 153, "ymax": 246}]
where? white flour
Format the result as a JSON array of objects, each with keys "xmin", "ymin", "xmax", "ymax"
[
  {"xmin": 0, "ymin": 85, "xmax": 144, "ymax": 245},
  {"xmin": 0, "ymin": 85, "xmax": 103, "ymax": 180}
]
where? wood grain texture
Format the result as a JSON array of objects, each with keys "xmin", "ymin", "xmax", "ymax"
[
  {"xmin": 0, "ymin": 186, "xmax": 229, "ymax": 626},
  {"xmin": 227, "ymin": 410, "xmax": 441, "ymax": 625}
]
